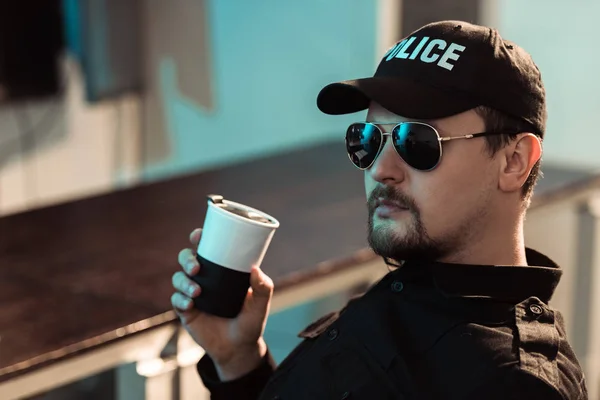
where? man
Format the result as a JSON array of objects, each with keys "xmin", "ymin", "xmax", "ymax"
[{"xmin": 171, "ymin": 20, "xmax": 588, "ymax": 399}]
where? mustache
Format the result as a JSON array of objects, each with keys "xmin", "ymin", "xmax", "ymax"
[{"xmin": 368, "ymin": 186, "xmax": 417, "ymax": 212}]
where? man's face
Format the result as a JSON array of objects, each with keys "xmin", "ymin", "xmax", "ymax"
[{"xmin": 364, "ymin": 102, "xmax": 499, "ymax": 262}]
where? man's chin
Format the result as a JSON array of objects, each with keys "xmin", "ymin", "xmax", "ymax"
[
  {"xmin": 371, "ymin": 214, "xmax": 411, "ymax": 235},
  {"xmin": 369, "ymin": 224, "xmax": 410, "ymax": 249},
  {"xmin": 368, "ymin": 217, "xmax": 424, "ymax": 259}
]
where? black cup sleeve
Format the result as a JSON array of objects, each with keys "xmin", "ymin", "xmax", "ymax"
[{"xmin": 191, "ymin": 254, "xmax": 251, "ymax": 318}]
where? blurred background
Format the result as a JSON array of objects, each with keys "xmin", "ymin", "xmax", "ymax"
[
  {"xmin": 2, "ymin": 0, "xmax": 599, "ymax": 217},
  {"xmin": 1, "ymin": 0, "xmax": 599, "ymax": 399}
]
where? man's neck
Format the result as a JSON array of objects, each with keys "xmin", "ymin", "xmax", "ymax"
[{"xmin": 438, "ymin": 219, "xmax": 528, "ymax": 267}]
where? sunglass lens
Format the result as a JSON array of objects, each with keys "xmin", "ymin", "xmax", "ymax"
[
  {"xmin": 392, "ymin": 123, "xmax": 441, "ymax": 170},
  {"xmin": 346, "ymin": 123, "xmax": 382, "ymax": 169}
]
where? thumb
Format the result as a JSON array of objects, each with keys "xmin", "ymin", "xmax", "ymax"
[
  {"xmin": 174, "ymin": 307, "xmax": 201, "ymax": 326},
  {"xmin": 249, "ymin": 267, "xmax": 274, "ymax": 304}
]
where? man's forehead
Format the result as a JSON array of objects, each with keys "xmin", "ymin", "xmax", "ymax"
[{"xmin": 366, "ymin": 101, "xmax": 396, "ymax": 119}]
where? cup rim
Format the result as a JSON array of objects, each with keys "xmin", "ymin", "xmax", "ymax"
[{"xmin": 208, "ymin": 199, "xmax": 280, "ymax": 229}]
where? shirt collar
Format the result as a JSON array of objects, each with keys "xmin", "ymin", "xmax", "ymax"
[{"xmin": 388, "ymin": 248, "xmax": 562, "ymax": 304}]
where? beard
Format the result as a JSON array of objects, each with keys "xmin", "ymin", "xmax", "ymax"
[{"xmin": 367, "ymin": 185, "xmax": 449, "ymax": 263}]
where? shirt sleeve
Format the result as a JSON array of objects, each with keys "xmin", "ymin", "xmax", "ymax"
[{"xmin": 196, "ymin": 348, "xmax": 277, "ymax": 400}]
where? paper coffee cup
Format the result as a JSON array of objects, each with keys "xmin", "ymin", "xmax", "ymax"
[{"xmin": 192, "ymin": 195, "xmax": 279, "ymax": 318}]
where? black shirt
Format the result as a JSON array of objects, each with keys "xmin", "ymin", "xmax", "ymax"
[{"xmin": 197, "ymin": 248, "xmax": 588, "ymax": 399}]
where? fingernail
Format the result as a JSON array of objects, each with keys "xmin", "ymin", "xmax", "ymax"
[
  {"xmin": 188, "ymin": 285, "xmax": 197, "ymax": 296},
  {"xmin": 183, "ymin": 298, "xmax": 192, "ymax": 308},
  {"xmin": 186, "ymin": 261, "xmax": 197, "ymax": 272}
]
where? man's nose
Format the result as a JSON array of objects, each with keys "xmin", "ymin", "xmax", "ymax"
[{"xmin": 368, "ymin": 138, "xmax": 407, "ymax": 183}]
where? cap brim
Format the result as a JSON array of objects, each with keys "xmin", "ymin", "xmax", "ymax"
[{"xmin": 316, "ymin": 77, "xmax": 479, "ymax": 119}]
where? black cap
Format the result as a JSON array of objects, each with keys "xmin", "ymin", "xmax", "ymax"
[{"xmin": 317, "ymin": 20, "xmax": 546, "ymax": 137}]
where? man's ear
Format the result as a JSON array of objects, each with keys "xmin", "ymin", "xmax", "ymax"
[{"xmin": 498, "ymin": 133, "xmax": 542, "ymax": 193}]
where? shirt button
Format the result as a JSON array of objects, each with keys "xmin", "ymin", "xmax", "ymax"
[
  {"xmin": 529, "ymin": 304, "xmax": 543, "ymax": 315},
  {"xmin": 327, "ymin": 328, "xmax": 339, "ymax": 340},
  {"xmin": 341, "ymin": 391, "xmax": 351, "ymax": 399},
  {"xmin": 391, "ymin": 280, "xmax": 404, "ymax": 293}
]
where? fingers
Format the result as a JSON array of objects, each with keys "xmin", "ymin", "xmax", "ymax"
[
  {"xmin": 189, "ymin": 228, "xmax": 202, "ymax": 248},
  {"xmin": 171, "ymin": 270, "xmax": 201, "ymax": 318},
  {"xmin": 171, "ymin": 229, "xmax": 203, "ymax": 321},
  {"xmin": 178, "ymin": 248, "xmax": 200, "ymax": 276},
  {"xmin": 171, "ymin": 292, "xmax": 194, "ymax": 311},
  {"xmin": 172, "ymin": 271, "xmax": 201, "ymax": 298}
]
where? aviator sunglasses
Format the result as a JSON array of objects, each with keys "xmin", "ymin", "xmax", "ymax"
[{"xmin": 346, "ymin": 121, "xmax": 517, "ymax": 171}]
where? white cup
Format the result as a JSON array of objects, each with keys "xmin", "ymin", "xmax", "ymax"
[{"xmin": 192, "ymin": 195, "xmax": 279, "ymax": 318}]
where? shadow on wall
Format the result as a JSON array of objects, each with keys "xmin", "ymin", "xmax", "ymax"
[
  {"xmin": 140, "ymin": 0, "xmax": 377, "ymax": 183},
  {"xmin": 140, "ymin": 0, "xmax": 214, "ymax": 176},
  {"xmin": 0, "ymin": 98, "xmax": 67, "ymax": 171}
]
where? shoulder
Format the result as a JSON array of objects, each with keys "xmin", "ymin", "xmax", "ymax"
[
  {"xmin": 415, "ymin": 296, "xmax": 587, "ymax": 399},
  {"xmin": 296, "ymin": 293, "xmax": 364, "ymax": 339},
  {"xmin": 512, "ymin": 298, "xmax": 587, "ymax": 399},
  {"xmin": 465, "ymin": 365, "xmax": 586, "ymax": 400}
]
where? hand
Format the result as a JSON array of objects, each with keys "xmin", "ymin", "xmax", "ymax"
[{"xmin": 171, "ymin": 228, "xmax": 274, "ymax": 380}]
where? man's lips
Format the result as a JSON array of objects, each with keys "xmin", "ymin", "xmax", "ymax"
[
  {"xmin": 373, "ymin": 198, "xmax": 409, "ymax": 218},
  {"xmin": 375, "ymin": 198, "xmax": 409, "ymax": 210}
]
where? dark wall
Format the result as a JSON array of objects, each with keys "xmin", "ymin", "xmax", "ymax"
[{"xmin": 0, "ymin": 1, "xmax": 64, "ymax": 103}]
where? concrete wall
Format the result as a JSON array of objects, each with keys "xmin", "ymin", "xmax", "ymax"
[{"xmin": 0, "ymin": 0, "xmax": 378, "ymax": 216}]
